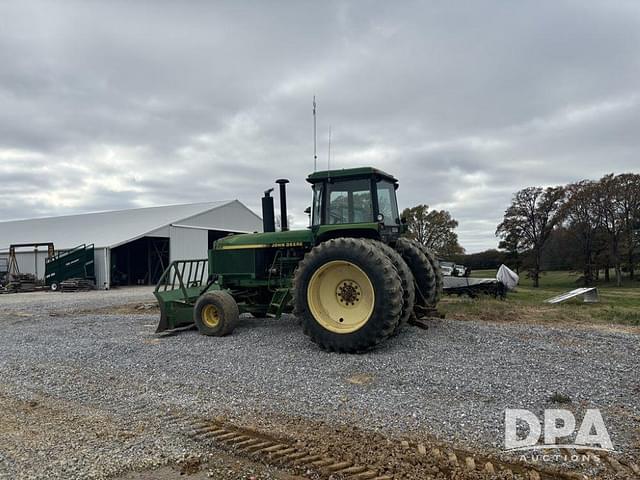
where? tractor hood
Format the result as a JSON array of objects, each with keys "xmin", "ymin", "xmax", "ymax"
[{"xmin": 214, "ymin": 229, "xmax": 314, "ymax": 250}]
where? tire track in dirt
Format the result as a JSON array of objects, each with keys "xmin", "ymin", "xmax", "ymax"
[{"xmin": 151, "ymin": 408, "xmax": 639, "ymax": 479}]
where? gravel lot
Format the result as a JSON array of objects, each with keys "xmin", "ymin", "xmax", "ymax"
[{"xmin": 0, "ymin": 288, "xmax": 638, "ymax": 479}]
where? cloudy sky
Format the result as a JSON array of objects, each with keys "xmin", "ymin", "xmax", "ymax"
[{"xmin": 1, "ymin": 1, "xmax": 639, "ymax": 252}]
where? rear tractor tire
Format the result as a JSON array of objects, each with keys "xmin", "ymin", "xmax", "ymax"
[
  {"xmin": 395, "ymin": 238, "xmax": 438, "ymax": 312},
  {"xmin": 416, "ymin": 243, "xmax": 443, "ymax": 304},
  {"xmin": 194, "ymin": 291, "xmax": 239, "ymax": 336},
  {"xmin": 364, "ymin": 239, "xmax": 415, "ymax": 336},
  {"xmin": 293, "ymin": 237, "xmax": 403, "ymax": 353}
]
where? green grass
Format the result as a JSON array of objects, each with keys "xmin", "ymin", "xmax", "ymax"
[{"xmin": 442, "ymin": 269, "xmax": 640, "ymax": 328}]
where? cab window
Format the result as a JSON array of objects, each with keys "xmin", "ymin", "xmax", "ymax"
[
  {"xmin": 376, "ymin": 179, "xmax": 400, "ymax": 225},
  {"xmin": 326, "ymin": 179, "xmax": 373, "ymax": 224},
  {"xmin": 312, "ymin": 183, "xmax": 323, "ymax": 226}
]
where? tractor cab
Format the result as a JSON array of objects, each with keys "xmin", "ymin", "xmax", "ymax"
[{"xmin": 306, "ymin": 167, "xmax": 403, "ymax": 241}]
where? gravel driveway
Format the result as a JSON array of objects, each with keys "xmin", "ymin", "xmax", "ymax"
[{"xmin": 0, "ymin": 288, "xmax": 638, "ymax": 479}]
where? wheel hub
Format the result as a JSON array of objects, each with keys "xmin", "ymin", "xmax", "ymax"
[
  {"xmin": 306, "ymin": 260, "xmax": 375, "ymax": 334},
  {"xmin": 202, "ymin": 304, "xmax": 220, "ymax": 328},
  {"xmin": 336, "ymin": 281, "xmax": 361, "ymax": 306}
]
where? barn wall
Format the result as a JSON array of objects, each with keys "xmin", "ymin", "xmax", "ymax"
[
  {"xmin": 169, "ymin": 226, "xmax": 208, "ymax": 262},
  {"xmin": 11, "ymin": 251, "xmax": 50, "ymax": 280},
  {"xmin": 94, "ymin": 248, "xmax": 109, "ymax": 289},
  {"xmin": 146, "ymin": 226, "xmax": 169, "ymax": 237}
]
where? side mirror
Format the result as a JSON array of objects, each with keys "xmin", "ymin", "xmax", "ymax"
[
  {"xmin": 400, "ymin": 216, "xmax": 408, "ymax": 225},
  {"xmin": 304, "ymin": 207, "xmax": 311, "ymax": 215}
]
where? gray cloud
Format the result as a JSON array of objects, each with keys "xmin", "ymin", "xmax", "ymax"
[{"xmin": 1, "ymin": 0, "xmax": 639, "ymax": 252}]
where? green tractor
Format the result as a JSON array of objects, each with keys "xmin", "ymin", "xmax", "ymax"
[{"xmin": 154, "ymin": 167, "xmax": 442, "ymax": 352}]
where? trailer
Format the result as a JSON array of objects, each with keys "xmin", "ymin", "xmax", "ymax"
[
  {"xmin": 443, "ymin": 276, "xmax": 506, "ymax": 298},
  {"xmin": 45, "ymin": 244, "xmax": 95, "ymax": 291}
]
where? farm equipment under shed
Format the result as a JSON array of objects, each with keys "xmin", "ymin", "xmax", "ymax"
[{"xmin": 154, "ymin": 167, "xmax": 443, "ymax": 353}]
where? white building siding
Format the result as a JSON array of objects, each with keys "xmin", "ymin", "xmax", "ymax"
[
  {"xmin": 146, "ymin": 226, "xmax": 170, "ymax": 237},
  {"xmin": 14, "ymin": 250, "xmax": 49, "ymax": 279},
  {"xmin": 169, "ymin": 226, "xmax": 208, "ymax": 262},
  {"xmin": 93, "ymin": 248, "xmax": 110, "ymax": 289}
]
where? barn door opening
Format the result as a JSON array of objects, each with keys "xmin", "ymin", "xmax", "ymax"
[{"xmin": 110, "ymin": 237, "xmax": 169, "ymax": 286}]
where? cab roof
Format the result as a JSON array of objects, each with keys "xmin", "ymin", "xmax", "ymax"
[{"xmin": 306, "ymin": 167, "xmax": 398, "ymax": 184}]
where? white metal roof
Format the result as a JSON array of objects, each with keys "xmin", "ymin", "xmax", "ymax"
[{"xmin": 0, "ymin": 200, "xmax": 259, "ymax": 251}]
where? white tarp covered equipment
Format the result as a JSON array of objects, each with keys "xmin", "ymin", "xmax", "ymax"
[
  {"xmin": 496, "ymin": 264, "xmax": 519, "ymax": 291},
  {"xmin": 544, "ymin": 287, "xmax": 599, "ymax": 304}
]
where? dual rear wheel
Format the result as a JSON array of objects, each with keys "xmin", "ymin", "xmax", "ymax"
[
  {"xmin": 293, "ymin": 237, "xmax": 403, "ymax": 353},
  {"xmin": 395, "ymin": 237, "xmax": 441, "ymax": 310},
  {"xmin": 294, "ymin": 237, "xmax": 441, "ymax": 353}
]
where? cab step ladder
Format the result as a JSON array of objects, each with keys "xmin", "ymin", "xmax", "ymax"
[{"xmin": 267, "ymin": 288, "xmax": 291, "ymax": 318}]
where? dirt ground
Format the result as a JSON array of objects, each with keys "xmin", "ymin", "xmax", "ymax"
[
  {"xmin": 116, "ymin": 457, "xmax": 302, "ymax": 480},
  {"xmin": 1, "ymin": 384, "xmax": 633, "ymax": 480}
]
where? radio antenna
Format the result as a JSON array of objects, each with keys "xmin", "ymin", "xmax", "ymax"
[
  {"xmin": 327, "ymin": 125, "xmax": 332, "ymax": 179},
  {"xmin": 313, "ymin": 96, "xmax": 317, "ymax": 172}
]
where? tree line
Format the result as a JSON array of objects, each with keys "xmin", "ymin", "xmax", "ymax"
[{"xmin": 494, "ymin": 173, "xmax": 640, "ymax": 287}]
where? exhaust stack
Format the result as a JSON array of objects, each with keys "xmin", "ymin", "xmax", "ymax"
[
  {"xmin": 261, "ymin": 188, "xmax": 275, "ymax": 233},
  {"xmin": 275, "ymin": 179, "xmax": 290, "ymax": 231}
]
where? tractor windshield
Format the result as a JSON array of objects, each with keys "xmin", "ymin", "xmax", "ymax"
[
  {"xmin": 376, "ymin": 179, "xmax": 400, "ymax": 225},
  {"xmin": 326, "ymin": 179, "xmax": 373, "ymax": 225}
]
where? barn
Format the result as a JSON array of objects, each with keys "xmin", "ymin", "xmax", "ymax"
[{"xmin": 0, "ymin": 201, "xmax": 262, "ymax": 289}]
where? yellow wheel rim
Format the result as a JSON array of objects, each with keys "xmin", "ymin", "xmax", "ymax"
[
  {"xmin": 307, "ymin": 260, "xmax": 375, "ymax": 334},
  {"xmin": 202, "ymin": 304, "xmax": 220, "ymax": 328}
]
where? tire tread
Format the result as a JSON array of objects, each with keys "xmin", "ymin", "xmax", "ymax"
[
  {"xmin": 364, "ymin": 239, "xmax": 415, "ymax": 335},
  {"xmin": 395, "ymin": 238, "xmax": 437, "ymax": 308},
  {"xmin": 293, "ymin": 237, "xmax": 403, "ymax": 353}
]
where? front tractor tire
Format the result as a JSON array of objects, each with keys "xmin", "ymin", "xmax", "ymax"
[
  {"xmin": 293, "ymin": 237, "xmax": 403, "ymax": 353},
  {"xmin": 194, "ymin": 291, "xmax": 239, "ymax": 336}
]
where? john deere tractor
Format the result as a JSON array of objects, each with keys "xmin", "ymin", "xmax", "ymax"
[{"xmin": 154, "ymin": 167, "xmax": 442, "ymax": 352}]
